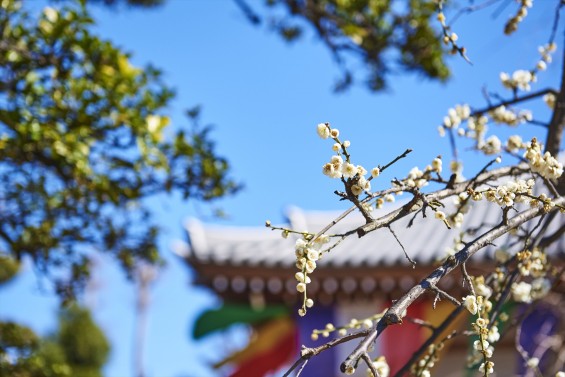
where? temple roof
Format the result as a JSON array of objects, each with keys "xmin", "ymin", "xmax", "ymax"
[
  {"xmin": 178, "ymin": 200, "xmax": 564, "ymax": 268},
  {"xmin": 175, "ymin": 199, "xmax": 565, "ymax": 303}
]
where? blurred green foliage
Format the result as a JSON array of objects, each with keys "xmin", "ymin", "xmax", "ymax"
[
  {"xmin": 88, "ymin": 0, "xmax": 164, "ymax": 7},
  {"xmin": 92, "ymin": 0, "xmax": 453, "ymax": 91},
  {"xmin": 0, "ymin": 0, "xmax": 239, "ymax": 301},
  {"xmin": 242, "ymin": 0, "xmax": 450, "ymax": 91},
  {"xmin": 0, "ymin": 303, "xmax": 110, "ymax": 377}
]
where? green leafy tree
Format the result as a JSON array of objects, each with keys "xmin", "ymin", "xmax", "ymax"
[
  {"xmin": 91, "ymin": 0, "xmax": 455, "ymax": 91},
  {"xmin": 0, "ymin": 299, "xmax": 110, "ymax": 377},
  {"xmin": 235, "ymin": 0, "xmax": 450, "ymax": 91},
  {"xmin": 0, "ymin": 0, "xmax": 239, "ymax": 300}
]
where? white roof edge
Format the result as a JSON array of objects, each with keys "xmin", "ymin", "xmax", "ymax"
[
  {"xmin": 183, "ymin": 217, "xmax": 207, "ymax": 254},
  {"xmin": 170, "ymin": 239, "xmax": 191, "ymax": 258}
]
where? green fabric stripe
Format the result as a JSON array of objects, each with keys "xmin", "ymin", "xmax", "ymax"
[{"xmin": 193, "ymin": 304, "xmax": 289, "ymax": 339}]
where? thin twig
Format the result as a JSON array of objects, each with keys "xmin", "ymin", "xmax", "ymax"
[
  {"xmin": 386, "ymin": 225, "xmax": 416, "ymax": 267},
  {"xmin": 430, "ymin": 284, "xmax": 462, "ymax": 306},
  {"xmin": 404, "ymin": 317, "xmax": 437, "ymax": 331},
  {"xmin": 362, "ymin": 353, "xmax": 380, "ymax": 377},
  {"xmin": 283, "ymin": 330, "xmax": 370, "ymax": 377},
  {"xmin": 461, "ymin": 263, "xmax": 476, "ymax": 297},
  {"xmin": 472, "ymin": 88, "xmax": 557, "ymax": 117}
]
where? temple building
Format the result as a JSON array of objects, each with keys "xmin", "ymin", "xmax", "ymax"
[{"xmin": 175, "ymin": 200, "xmax": 565, "ymax": 376}]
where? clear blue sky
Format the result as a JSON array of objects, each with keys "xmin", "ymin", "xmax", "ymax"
[{"xmin": 0, "ymin": 1, "xmax": 561, "ymax": 376}]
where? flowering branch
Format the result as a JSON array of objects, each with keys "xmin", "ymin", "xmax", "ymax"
[
  {"xmin": 341, "ymin": 197, "xmax": 564, "ymax": 373},
  {"xmin": 282, "ymin": 330, "xmax": 370, "ymax": 377}
]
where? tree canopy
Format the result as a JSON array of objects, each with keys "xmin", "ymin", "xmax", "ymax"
[
  {"xmin": 0, "ymin": 0, "xmax": 239, "ymax": 300},
  {"xmin": 0, "ymin": 303, "xmax": 110, "ymax": 377},
  {"xmin": 236, "ymin": 0, "xmax": 451, "ymax": 91}
]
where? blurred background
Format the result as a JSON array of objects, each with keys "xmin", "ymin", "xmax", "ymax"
[{"xmin": 0, "ymin": 1, "xmax": 561, "ymax": 376}]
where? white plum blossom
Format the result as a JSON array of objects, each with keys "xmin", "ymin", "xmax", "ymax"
[
  {"xmin": 342, "ymin": 163, "xmax": 357, "ymax": 179},
  {"xmin": 500, "ymin": 72, "xmax": 512, "ymax": 89},
  {"xmin": 512, "ymin": 281, "xmax": 532, "ymax": 303},
  {"xmin": 453, "ymin": 212, "xmax": 464, "ymax": 228},
  {"xmin": 479, "ymin": 361, "xmax": 494, "ymax": 375},
  {"xmin": 463, "ymin": 295, "xmax": 478, "ymax": 315},
  {"xmin": 432, "ymin": 157, "xmax": 442, "ymax": 173},
  {"xmin": 531, "ymin": 277, "xmax": 551, "ymax": 299},
  {"xmin": 488, "ymin": 326, "xmax": 500, "ymax": 343},
  {"xmin": 500, "ymin": 69, "xmax": 534, "ymax": 91},
  {"xmin": 442, "ymin": 104, "xmax": 471, "ymax": 129},
  {"xmin": 473, "ymin": 339, "xmax": 489, "ymax": 351},
  {"xmin": 513, "ymin": 69, "xmax": 533, "ymax": 91},
  {"xmin": 351, "ymin": 184, "xmax": 363, "ymax": 196},
  {"xmin": 527, "ymin": 358, "xmax": 539, "ymax": 369},
  {"xmin": 317, "ymin": 123, "xmax": 330, "ymax": 139},
  {"xmin": 506, "ymin": 135, "xmax": 524, "ymax": 152},
  {"xmin": 481, "ymin": 135, "xmax": 502, "ymax": 155},
  {"xmin": 357, "ymin": 165, "xmax": 368, "ymax": 176},
  {"xmin": 358, "ymin": 176, "xmax": 371, "ymax": 192},
  {"xmin": 384, "ymin": 194, "xmax": 395, "ymax": 203},
  {"xmin": 475, "ymin": 282, "xmax": 492, "ymax": 298},
  {"xmin": 544, "ymin": 93, "xmax": 556, "ymax": 109},
  {"xmin": 524, "ymin": 138, "xmax": 563, "ymax": 180}
]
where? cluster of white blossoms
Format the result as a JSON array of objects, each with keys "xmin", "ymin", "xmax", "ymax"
[
  {"xmin": 318, "ymin": 123, "xmax": 378, "ymax": 197},
  {"xmin": 510, "ymin": 248, "xmax": 552, "ymax": 303},
  {"xmin": 523, "ymin": 138, "xmax": 564, "ymax": 180},
  {"xmin": 504, "ymin": 0, "xmax": 533, "ymax": 35},
  {"xmin": 463, "ymin": 296, "xmax": 497, "ymax": 375},
  {"xmin": 537, "ymin": 42, "xmax": 557, "ymax": 70},
  {"xmin": 442, "ymin": 104, "xmax": 471, "ymax": 129},
  {"xmin": 511, "ymin": 278, "xmax": 551, "ymax": 303},
  {"xmin": 483, "ymin": 178, "xmax": 535, "ymax": 207},
  {"xmin": 463, "ymin": 294, "xmax": 479, "ymax": 315},
  {"xmin": 517, "ymin": 248, "xmax": 547, "ymax": 277},
  {"xmin": 395, "ymin": 156, "xmax": 443, "ymax": 193},
  {"xmin": 463, "ymin": 276, "xmax": 508, "ymax": 377},
  {"xmin": 413, "ymin": 341, "xmax": 450, "ymax": 377},
  {"xmin": 294, "ymin": 234, "xmax": 330, "ymax": 316},
  {"xmin": 466, "ymin": 115, "xmax": 488, "ymax": 137},
  {"xmin": 500, "ymin": 69, "xmax": 534, "ymax": 91},
  {"xmin": 490, "ymin": 105, "xmax": 532, "ymax": 126}
]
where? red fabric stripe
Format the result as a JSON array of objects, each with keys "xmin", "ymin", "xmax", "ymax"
[
  {"xmin": 229, "ymin": 326, "xmax": 298, "ymax": 377},
  {"xmin": 382, "ymin": 300, "xmax": 426, "ymax": 375}
]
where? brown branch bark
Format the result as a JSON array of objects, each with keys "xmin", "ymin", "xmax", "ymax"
[
  {"xmin": 283, "ymin": 330, "xmax": 370, "ymax": 377},
  {"xmin": 545, "ymin": 33, "xmax": 565, "ymax": 157},
  {"xmin": 357, "ymin": 164, "xmax": 529, "ymax": 237}
]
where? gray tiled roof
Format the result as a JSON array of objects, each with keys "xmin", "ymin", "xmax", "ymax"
[{"xmin": 177, "ymin": 199, "xmax": 565, "ymax": 269}]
